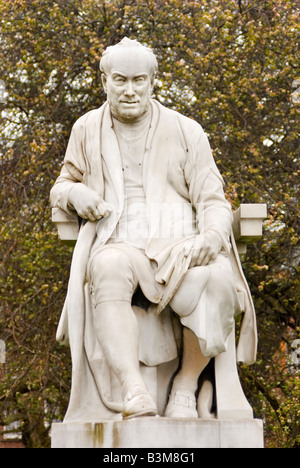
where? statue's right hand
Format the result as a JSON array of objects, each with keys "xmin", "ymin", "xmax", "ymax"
[{"xmin": 68, "ymin": 184, "xmax": 112, "ymax": 222}]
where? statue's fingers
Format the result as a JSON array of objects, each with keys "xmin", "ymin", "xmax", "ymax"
[{"xmin": 96, "ymin": 202, "xmax": 113, "ymax": 217}]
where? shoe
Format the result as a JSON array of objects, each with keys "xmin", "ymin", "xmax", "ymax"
[
  {"xmin": 164, "ymin": 391, "xmax": 198, "ymax": 418},
  {"xmin": 122, "ymin": 386, "xmax": 158, "ymax": 419}
]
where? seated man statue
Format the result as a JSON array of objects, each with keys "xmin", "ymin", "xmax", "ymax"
[{"xmin": 50, "ymin": 38, "xmax": 257, "ymax": 422}]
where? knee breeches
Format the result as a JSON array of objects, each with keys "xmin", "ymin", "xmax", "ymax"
[{"xmin": 88, "ymin": 246, "xmax": 139, "ymax": 306}]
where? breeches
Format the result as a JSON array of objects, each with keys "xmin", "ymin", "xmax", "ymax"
[
  {"xmin": 87, "ymin": 244, "xmax": 161, "ymax": 306},
  {"xmin": 87, "ymin": 243, "xmax": 239, "ymax": 357},
  {"xmin": 88, "ymin": 247, "xmax": 138, "ymax": 305},
  {"xmin": 87, "ymin": 243, "xmax": 238, "ymax": 314}
]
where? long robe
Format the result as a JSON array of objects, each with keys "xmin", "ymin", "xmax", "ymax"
[{"xmin": 50, "ymin": 100, "xmax": 257, "ymax": 422}]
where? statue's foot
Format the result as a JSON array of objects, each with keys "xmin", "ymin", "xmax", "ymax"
[
  {"xmin": 122, "ymin": 386, "xmax": 158, "ymax": 419},
  {"xmin": 164, "ymin": 391, "xmax": 198, "ymax": 418}
]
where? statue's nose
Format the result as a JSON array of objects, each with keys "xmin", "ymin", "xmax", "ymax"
[{"xmin": 124, "ymin": 81, "xmax": 135, "ymax": 96}]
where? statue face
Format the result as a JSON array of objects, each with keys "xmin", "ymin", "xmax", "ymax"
[{"xmin": 101, "ymin": 48, "xmax": 154, "ymax": 123}]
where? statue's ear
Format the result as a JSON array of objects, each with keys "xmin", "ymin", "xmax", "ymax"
[
  {"xmin": 150, "ymin": 75, "xmax": 155, "ymax": 90},
  {"xmin": 101, "ymin": 73, "xmax": 108, "ymax": 93}
]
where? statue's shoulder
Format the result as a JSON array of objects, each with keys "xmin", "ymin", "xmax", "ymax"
[
  {"xmin": 72, "ymin": 103, "xmax": 107, "ymax": 132},
  {"xmin": 154, "ymin": 100, "xmax": 204, "ymax": 136}
]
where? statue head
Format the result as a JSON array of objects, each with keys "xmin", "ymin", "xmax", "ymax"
[{"xmin": 100, "ymin": 38, "xmax": 158, "ymax": 123}]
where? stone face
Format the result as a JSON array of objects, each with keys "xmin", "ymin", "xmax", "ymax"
[{"xmin": 51, "ymin": 418, "xmax": 264, "ymax": 449}]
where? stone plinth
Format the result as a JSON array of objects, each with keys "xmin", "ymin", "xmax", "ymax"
[{"xmin": 51, "ymin": 418, "xmax": 264, "ymax": 448}]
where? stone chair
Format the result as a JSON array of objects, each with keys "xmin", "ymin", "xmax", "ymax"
[{"xmin": 51, "ymin": 203, "xmax": 267, "ymax": 447}]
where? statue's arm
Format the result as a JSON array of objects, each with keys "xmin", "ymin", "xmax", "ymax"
[
  {"xmin": 183, "ymin": 123, "xmax": 233, "ymax": 254},
  {"xmin": 50, "ymin": 120, "xmax": 110, "ymax": 222},
  {"xmin": 50, "ymin": 123, "xmax": 86, "ymax": 215}
]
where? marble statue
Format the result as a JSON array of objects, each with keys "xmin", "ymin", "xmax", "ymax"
[{"xmin": 50, "ymin": 38, "xmax": 257, "ymax": 423}]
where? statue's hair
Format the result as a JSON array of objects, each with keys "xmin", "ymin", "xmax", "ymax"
[{"xmin": 100, "ymin": 38, "xmax": 158, "ymax": 77}]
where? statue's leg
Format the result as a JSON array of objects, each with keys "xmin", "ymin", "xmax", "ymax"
[
  {"xmin": 89, "ymin": 247, "xmax": 157, "ymax": 418},
  {"xmin": 94, "ymin": 300, "xmax": 145, "ymax": 395},
  {"xmin": 166, "ymin": 257, "xmax": 238, "ymax": 418},
  {"xmin": 165, "ymin": 327, "xmax": 209, "ymax": 418}
]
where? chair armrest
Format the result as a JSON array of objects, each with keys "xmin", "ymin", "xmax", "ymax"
[
  {"xmin": 233, "ymin": 204, "xmax": 267, "ymax": 254},
  {"xmin": 51, "ymin": 207, "xmax": 79, "ymax": 246}
]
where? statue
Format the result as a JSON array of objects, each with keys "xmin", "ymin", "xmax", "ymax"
[{"xmin": 50, "ymin": 38, "xmax": 257, "ymax": 423}]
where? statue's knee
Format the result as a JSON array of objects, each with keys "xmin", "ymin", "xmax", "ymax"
[
  {"xmin": 170, "ymin": 258, "xmax": 234, "ymax": 317},
  {"xmin": 170, "ymin": 266, "xmax": 210, "ymax": 316},
  {"xmin": 88, "ymin": 248, "xmax": 137, "ymax": 304},
  {"xmin": 90, "ymin": 248, "xmax": 132, "ymax": 279},
  {"xmin": 208, "ymin": 257, "xmax": 235, "ymax": 289}
]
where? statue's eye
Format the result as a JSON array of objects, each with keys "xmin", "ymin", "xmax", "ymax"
[{"xmin": 113, "ymin": 75, "xmax": 125, "ymax": 84}]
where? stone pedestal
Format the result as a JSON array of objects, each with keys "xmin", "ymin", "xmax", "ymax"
[{"xmin": 51, "ymin": 418, "xmax": 264, "ymax": 448}]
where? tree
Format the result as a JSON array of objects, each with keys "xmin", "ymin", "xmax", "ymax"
[{"xmin": 0, "ymin": 0, "xmax": 299, "ymax": 447}]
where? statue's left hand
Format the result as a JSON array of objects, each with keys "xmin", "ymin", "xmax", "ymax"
[{"xmin": 184, "ymin": 231, "xmax": 223, "ymax": 268}]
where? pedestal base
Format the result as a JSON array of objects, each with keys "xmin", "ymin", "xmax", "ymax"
[{"xmin": 51, "ymin": 418, "xmax": 264, "ymax": 448}]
